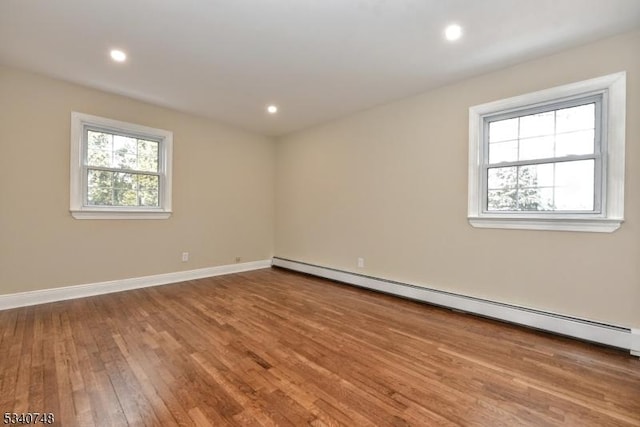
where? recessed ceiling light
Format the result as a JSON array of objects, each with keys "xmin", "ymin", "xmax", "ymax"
[
  {"xmin": 110, "ymin": 49, "xmax": 127, "ymax": 62},
  {"xmin": 444, "ymin": 24, "xmax": 463, "ymax": 42},
  {"xmin": 267, "ymin": 105, "xmax": 278, "ymax": 114}
]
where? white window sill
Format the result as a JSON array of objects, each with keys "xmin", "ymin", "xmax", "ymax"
[
  {"xmin": 468, "ymin": 216, "xmax": 622, "ymax": 233},
  {"xmin": 71, "ymin": 210, "xmax": 172, "ymax": 220}
]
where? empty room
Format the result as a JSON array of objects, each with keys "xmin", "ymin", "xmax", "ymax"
[{"xmin": 1, "ymin": 1, "xmax": 639, "ymax": 425}]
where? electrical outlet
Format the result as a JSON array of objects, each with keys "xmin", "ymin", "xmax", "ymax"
[
  {"xmin": 235, "ymin": 256, "xmax": 241, "ymax": 263},
  {"xmin": 357, "ymin": 257, "xmax": 365, "ymax": 268},
  {"xmin": 182, "ymin": 252, "xmax": 189, "ymax": 262}
]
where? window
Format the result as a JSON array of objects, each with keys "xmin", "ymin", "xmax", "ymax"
[
  {"xmin": 70, "ymin": 112, "xmax": 173, "ymax": 219},
  {"xmin": 468, "ymin": 72, "xmax": 626, "ymax": 232}
]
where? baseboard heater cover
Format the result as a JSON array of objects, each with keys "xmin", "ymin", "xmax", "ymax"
[{"xmin": 272, "ymin": 257, "xmax": 637, "ymax": 355}]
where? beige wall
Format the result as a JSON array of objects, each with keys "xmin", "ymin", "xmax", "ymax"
[
  {"xmin": 275, "ymin": 30, "xmax": 640, "ymax": 328},
  {"xmin": 0, "ymin": 66, "xmax": 275, "ymax": 294}
]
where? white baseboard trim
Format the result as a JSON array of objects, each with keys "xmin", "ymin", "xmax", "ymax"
[
  {"xmin": 273, "ymin": 257, "xmax": 637, "ymax": 355},
  {"xmin": 0, "ymin": 259, "xmax": 272, "ymax": 311}
]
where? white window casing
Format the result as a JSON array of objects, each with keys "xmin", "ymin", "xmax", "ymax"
[
  {"xmin": 468, "ymin": 72, "xmax": 626, "ymax": 232},
  {"xmin": 70, "ymin": 112, "xmax": 173, "ymax": 219}
]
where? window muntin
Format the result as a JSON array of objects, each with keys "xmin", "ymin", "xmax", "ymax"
[{"xmin": 481, "ymin": 96, "xmax": 603, "ymax": 214}]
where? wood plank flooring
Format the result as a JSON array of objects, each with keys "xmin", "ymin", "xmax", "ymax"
[{"xmin": 1, "ymin": 267, "xmax": 639, "ymax": 426}]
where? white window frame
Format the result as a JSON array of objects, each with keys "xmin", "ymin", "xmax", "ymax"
[
  {"xmin": 468, "ymin": 72, "xmax": 626, "ymax": 233},
  {"xmin": 70, "ymin": 112, "xmax": 173, "ymax": 220}
]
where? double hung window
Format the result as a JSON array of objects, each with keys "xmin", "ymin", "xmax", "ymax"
[
  {"xmin": 484, "ymin": 97, "xmax": 601, "ymax": 213},
  {"xmin": 70, "ymin": 113, "xmax": 173, "ymax": 219},
  {"xmin": 468, "ymin": 73, "xmax": 626, "ymax": 232}
]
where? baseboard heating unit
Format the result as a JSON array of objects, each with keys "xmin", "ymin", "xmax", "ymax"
[{"xmin": 272, "ymin": 257, "xmax": 639, "ymax": 356}]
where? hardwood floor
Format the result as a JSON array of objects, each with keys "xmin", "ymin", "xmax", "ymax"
[{"xmin": 1, "ymin": 267, "xmax": 639, "ymax": 426}]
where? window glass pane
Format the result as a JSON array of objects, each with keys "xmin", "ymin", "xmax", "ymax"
[
  {"xmin": 113, "ymin": 172, "xmax": 136, "ymax": 189},
  {"xmin": 113, "ymin": 173, "xmax": 135, "ymax": 206},
  {"xmin": 518, "ymin": 163, "xmax": 554, "ymax": 187},
  {"xmin": 113, "ymin": 135, "xmax": 137, "ymax": 154},
  {"xmin": 519, "ymin": 111, "xmax": 554, "ymax": 138},
  {"xmin": 137, "ymin": 174, "xmax": 159, "ymax": 207},
  {"xmin": 113, "ymin": 135, "xmax": 137, "ymax": 169},
  {"xmin": 87, "ymin": 169, "xmax": 114, "ymax": 206},
  {"xmin": 487, "ymin": 166, "xmax": 518, "ymax": 213},
  {"xmin": 138, "ymin": 190, "xmax": 159, "ymax": 207},
  {"xmin": 554, "ymin": 160, "xmax": 594, "ymax": 210},
  {"xmin": 137, "ymin": 174, "xmax": 159, "ymax": 191},
  {"xmin": 87, "ymin": 131, "xmax": 113, "ymax": 167},
  {"xmin": 113, "ymin": 189, "xmax": 138, "ymax": 206},
  {"xmin": 87, "ymin": 187, "xmax": 113, "ymax": 206},
  {"xmin": 87, "ymin": 147, "xmax": 111, "ymax": 167},
  {"xmin": 137, "ymin": 139, "xmax": 159, "ymax": 172},
  {"xmin": 87, "ymin": 131, "xmax": 112, "ymax": 150},
  {"xmin": 555, "ymin": 129, "xmax": 594, "ymax": 157},
  {"xmin": 488, "ymin": 189, "xmax": 517, "ymax": 211},
  {"xmin": 517, "ymin": 164, "xmax": 555, "ymax": 211},
  {"xmin": 87, "ymin": 169, "xmax": 113, "ymax": 188},
  {"xmin": 516, "ymin": 187, "xmax": 555, "ymax": 211},
  {"xmin": 518, "ymin": 136, "xmax": 555, "ymax": 161},
  {"xmin": 488, "ymin": 166, "xmax": 517, "ymax": 190},
  {"xmin": 489, "ymin": 118, "xmax": 518, "ymax": 143},
  {"xmin": 489, "ymin": 140, "xmax": 518, "ymax": 164},
  {"xmin": 556, "ymin": 103, "xmax": 594, "ymax": 133}
]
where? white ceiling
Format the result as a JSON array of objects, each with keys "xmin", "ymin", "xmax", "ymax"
[{"xmin": 1, "ymin": 1, "xmax": 639, "ymax": 136}]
